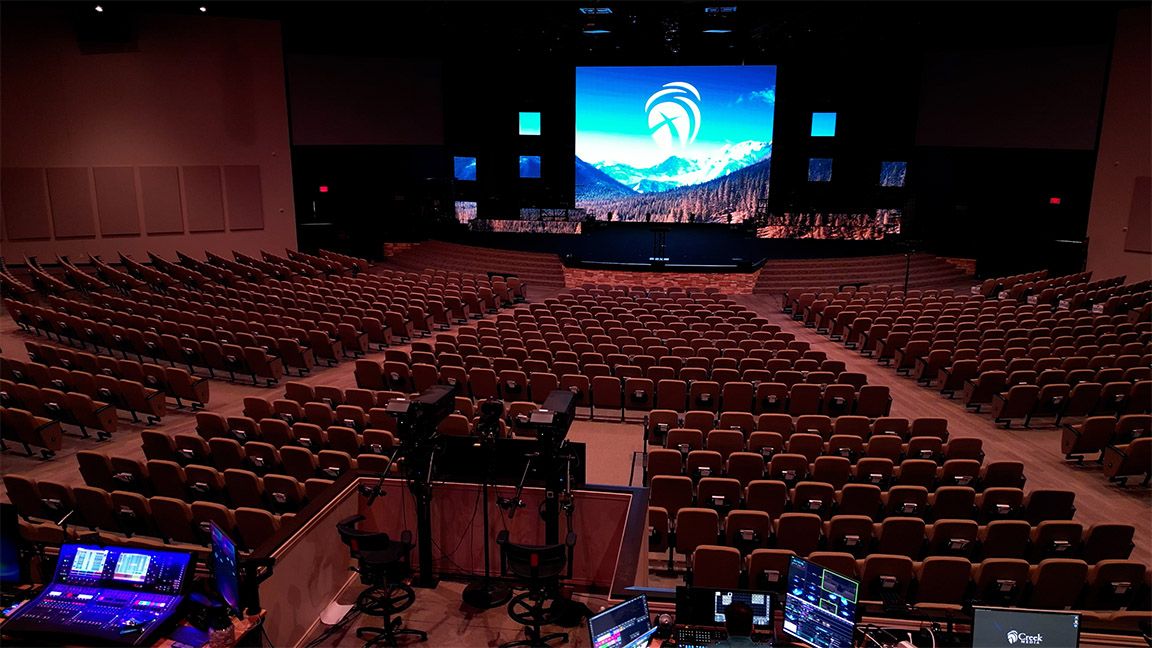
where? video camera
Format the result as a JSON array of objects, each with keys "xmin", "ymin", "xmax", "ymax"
[
  {"xmin": 384, "ymin": 385, "xmax": 456, "ymax": 442},
  {"xmin": 524, "ymin": 390, "xmax": 577, "ymax": 446}
]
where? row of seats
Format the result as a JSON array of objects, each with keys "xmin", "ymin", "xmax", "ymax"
[
  {"xmin": 646, "ymin": 447, "xmax": 1009, "ymax": 492},
  {"xmin": 1062, "ymin": 415, "xmax": 1152, "ymax": 461},
  {"xmin": 652, "ymin": 505, "xmax": 1132, "ymax": 566},
  {"xmin": 0, "ymin": 381, "xmax": 117, "ymax": 439},
  {"xmin": 364, "ymin": 349, "xmax": 850, "ymax": 387},
  {"xmin": 357, "ymin": 362, "xmax": 890, "ymax": 418},
  {"xmin": 2, "ymin": 369, "xmax": 164, "ymax": 427},
  {"xmin": 689, "ymin": 548, "xmax": 1149, "ymax": 612},
  {"xmin": 68, "ymin": 450, "xmax": 345, "ymax": 509},
  {"xmin": 651, "ymin": 470, "xmax": 1040, "ymax": 522},
  {"xmin": 9, "ymin": 484, "xmax": 290, "ymax": 553},
  {"xmin": 645, "ymin": 411, "xmax": 951, "ymax": 443},
  {"xmin": 20, "ymin": 341, "xmax": 209, "ymax": 408},
  {"xmin": 5, "ymin": 468, "xmax": 329, "ymax": 525},
  {"xmin": 977, "ymin": 376, "xmax": 1150, "ymax": 427},
  {"xmin": 972, "ymin": 267, "xmax": 1055, "ymax": 297},
  {"xmin": 649, "ymin": 474, "xmax": 1047, "ymax": 524},
  {"xmin": 144, "ymin": 426, "xmax": 390, "ymax": 482},
  {"xmin": 5, "ymin": 298, "xmax": 288, "ymax": 386},
  {"xmin": 144, "ymin": 429, "xmax": 396, "ymax": 476}
]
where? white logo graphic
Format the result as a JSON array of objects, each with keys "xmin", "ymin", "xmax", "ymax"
[
  {"xmin": 1006, "ymin": 630, "xmax": 1044, "ymax": 645},
  {"xmin": 645, "ymin": 82, "xmax": 701, "ymax": 152}
]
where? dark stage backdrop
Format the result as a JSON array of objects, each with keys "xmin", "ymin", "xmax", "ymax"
[
  {"xmin": 287, "ymin": 55, "xmax": 445, "ymax": 146},
  {"xmin": 916, "ymin": 46, "xmax": 1109, "ymax": 151}
]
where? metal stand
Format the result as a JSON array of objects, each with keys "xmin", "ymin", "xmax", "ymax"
[
  {"xmin": 406, "ymin": 447, "xmax": 439, "ymax": 589},
  {"xmin": 462, "ymin": 432, "xmax": 511, "ymax": 609}
]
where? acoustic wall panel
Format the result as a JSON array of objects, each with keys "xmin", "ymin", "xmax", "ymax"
[
  {"xmin": 140, "ymin": 166, "xmax": 184, "ymax": 234},
  {"xmin": 1, "ymin": 168, "xmax": 51, "ymax": 240},
  {"xmin": 1124, "ymin": 176, "xmax": 1151, "ymax": 253},
  {"xmin": 183, "ymin": 165, "xmax": 225, "ymax": 232},
  {"xmin": 93, "ymin": 167, "xmax": 141, "ymax": 236},
  {"xmin": 223, "ymin": 165, "xmax": 264, "ymax": 231},
  {"xmin": 46, "ymin": 167, "xmax": 97, "ymax": 239}
]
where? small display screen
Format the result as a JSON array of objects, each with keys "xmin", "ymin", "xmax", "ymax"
[
  {"xmin": 783, "ymin": 556, "xmax": 858, "ymax": 648},
  {"xmin": 972, "ymin": 607, "xmax": 1080, "ymax": 648},
  {"xmin": 712, "ymin": 589, "xmax": 772, "ymax": 627},
  {"xmin": 112, "ymin": 553, "xmax": 152, "ymax": 583},
  {"xmin": 71, "ymin": 548, "xmax": 109, "ymax": 576},
  {"xmin": 211, "ymin": 522, "xmax": 241, "ymax": 613},
  {"xmin": 588, "ymin": 595, "xmax": 652, "ymax": 648},
  {"xmin": 0, "ymin": 503, "xmax": 22, "ymax": 586}
]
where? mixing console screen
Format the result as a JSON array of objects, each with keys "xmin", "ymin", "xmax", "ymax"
[{"xmin": 56, "ymin": 545, "xmax": 190, "ymax": 594}]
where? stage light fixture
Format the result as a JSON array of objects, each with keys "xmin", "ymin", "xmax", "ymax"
[
  {"xmin": 199, "ymin": 5, "xmax": 207, "ymax": 12},
  {"xmin": 702, "ymin": 5, "xmax": 736, "ymax": 34},
  {"xmin": 94, "ymin": 4, "xmax": 104, "ymax": 12}
]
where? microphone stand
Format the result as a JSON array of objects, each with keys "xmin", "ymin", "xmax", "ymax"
[{"xmin": 461, "ymin": 424, "xmax": 511, "ymax": 609}]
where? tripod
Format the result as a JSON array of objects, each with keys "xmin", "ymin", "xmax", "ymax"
[{"xmin": 462, "ymin": 408, "xmax": 511, "ymax": 609}]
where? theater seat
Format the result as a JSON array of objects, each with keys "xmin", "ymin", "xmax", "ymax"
[
  {"xmin": 913, "ymin": 556, "xmax": 972, "ymax": 610},
  {"xmin": 1102, "ymin": 437, "xmax": 1152, "ymax": 487},
  {"xmin": 691, "ymin": 546, "xmax": 741, "ymax": 589},
  {"xmin": 1026, "ymin": 559, "xmax": 1088, "ymax": 609}
]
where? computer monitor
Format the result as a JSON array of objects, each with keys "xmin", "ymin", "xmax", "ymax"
[
  {"xmin": 972, "ymin": 606, "xmax": 1081, "ymax": 648},
  {"xmin": 210, "ymin": 522, "xmax": 241, "ymax": 616},
  {"xmin": 711, "ymin": 589, "xmax": 772, "ymax": 628},
  {"xmin": 782, "ymin": 556, "xmax": 859, "ymax": 648},
  {"xmin": 0, "ymin": 504, "xmax": 22, "ymax": 588},
  {"xmin": 588, "ymin": 594, "xmax": 655, "ymax": 648}
]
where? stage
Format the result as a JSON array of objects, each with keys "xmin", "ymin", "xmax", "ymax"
[{"xmin": 445, "ymin": 222, "xmax": 907, "ymax": 273}]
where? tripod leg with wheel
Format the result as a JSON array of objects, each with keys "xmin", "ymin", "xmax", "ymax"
[{"xmin": 355, "ymin": 582, "xmax": 427, "ymax": 647}]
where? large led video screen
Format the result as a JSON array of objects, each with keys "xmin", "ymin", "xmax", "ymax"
[{"xmin": 575, "ymin": 65, "xmax": 776, "ymax": 224}]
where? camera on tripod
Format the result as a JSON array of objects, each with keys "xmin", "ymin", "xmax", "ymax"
[
  {"xmin": 384, "ymin": 385, "xmax": 457, "ymax": 443},
  {"xmin": 525, "ymin": 390, "xmax": 577, "ymax": 447}
]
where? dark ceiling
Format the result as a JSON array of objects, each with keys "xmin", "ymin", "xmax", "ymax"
[{"xmin": 12, "ymin": 1, "xmax": 1130, "ymax": 63}]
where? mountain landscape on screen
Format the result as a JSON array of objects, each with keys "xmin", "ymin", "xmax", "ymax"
[
  {"xmin": 575, "ymin": 153, "xmax": 772, "ymax": 224},
  {"xmin": 576, "ymin": 66, "xmax": 777, "ymax": 223}
]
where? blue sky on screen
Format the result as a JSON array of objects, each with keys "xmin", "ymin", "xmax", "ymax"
[
  {"xmin": 453, "ymin": 156, "xmax": 476, "ymax": 181},
  {"xmin": 576, "ymin": 65, "xmax": 776, "ymax": 169},
  {"xmin": 811, "ymin": 112, "xmax": 837, "ymax": 137},
  {"xmin": 519, "ymin": 112, "xmax": 541, "ymax": 136}
]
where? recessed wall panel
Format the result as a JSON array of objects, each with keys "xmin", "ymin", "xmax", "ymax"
[
  {"xmin": 140, "ymin": 166, "xmax": 185, "ymax": 234},
  {"xmin": 93, "ymin": 167, "xmax": 141, "ymax": 236},
  {"xmin": 223, "ymin": 165, "xmax": 264, "ymax": 231},
  {"xmin": 1, "ymin": 168, "xmax": 51, "ymax": 240},
  {"xmin": 1124, "ymin": 176, "xmax": 1152, "ymax": 253},
  {"xmin": 46, "ymin": 167, "xmax": 97, "ymax": 239},
  {"xmin": 183, "ymin": 165, "xmax": 225, "ymax": 232}
]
